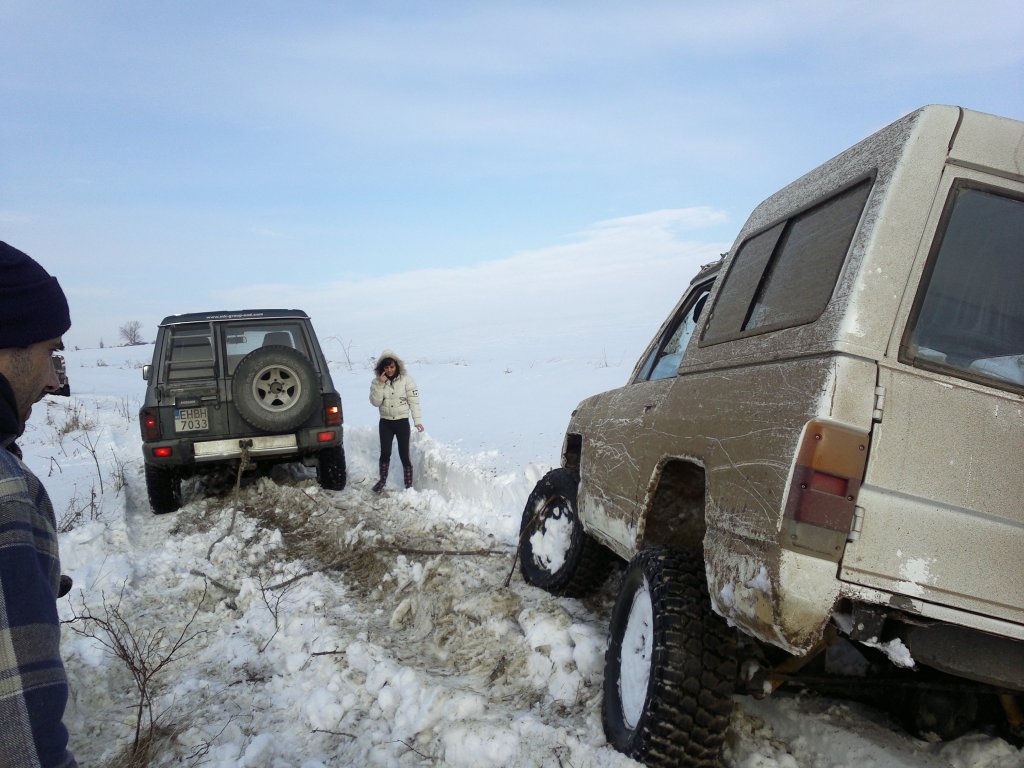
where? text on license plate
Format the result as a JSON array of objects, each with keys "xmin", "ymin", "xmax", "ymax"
[{"xmin": 175, "ymin": 407, "xmax": 209, "ymax": 432}]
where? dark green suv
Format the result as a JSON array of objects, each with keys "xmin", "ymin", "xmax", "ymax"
[{"xmin": 139, "ymin": 309, "xmax": 346, "ymax": 513}]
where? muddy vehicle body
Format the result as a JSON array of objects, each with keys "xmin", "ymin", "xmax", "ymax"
[
  {"xmin": 520, "ymin": 105, "xmax": 1024, "ymax": 765},
  {"xmin": 139, "ymin": 309, "xmax": 346, "ymax": 513}
]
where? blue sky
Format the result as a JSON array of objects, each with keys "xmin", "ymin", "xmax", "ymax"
[{"xmin": 2, "ymin": 1, "xmax": 1022, "ymax": 349}]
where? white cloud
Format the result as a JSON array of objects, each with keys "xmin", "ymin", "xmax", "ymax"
[{"xmin": 211, "ymin": 208, "xmax": 730, "ymax": 363}]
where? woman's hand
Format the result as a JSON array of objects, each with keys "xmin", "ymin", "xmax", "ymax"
[
  {"xmin": 378, "ymin": 372, "xmax": 389, "ymax": 383},
  {"xmin": 415, "ymin": 423, "xmax": 424, "ymax": 432}
]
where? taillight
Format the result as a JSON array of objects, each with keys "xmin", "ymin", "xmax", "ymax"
[
  {"xmin": 783, "ymin": 419, "xmax": 869, "ymax": 559},
  {"xmin": 140, "ymin": 408, "xmax": 161, "ymax": 441},
  {"xmin": 324, "ymin": 394, "xmax": 342, "ymax": 426}
]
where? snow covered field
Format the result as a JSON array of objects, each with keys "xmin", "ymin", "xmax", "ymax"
[{"xmin": 24, "ymin": 332, "xmax": 1023, "ymax": 767}]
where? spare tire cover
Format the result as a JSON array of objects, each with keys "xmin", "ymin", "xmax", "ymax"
[{"xmin": 232, "ymin": 345, "xmax": 319, "ymax": 432}]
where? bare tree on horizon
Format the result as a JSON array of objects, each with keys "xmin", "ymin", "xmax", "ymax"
[{"xmin": 119, "ymin": 320, "xmax": 145, "ymax": 346}]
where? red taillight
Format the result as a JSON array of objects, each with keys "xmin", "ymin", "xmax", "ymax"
[
  {"xmin": 807, "ymin": 470, "xmax": 848, "ymax": 497},
  {"xmin": 152, "ymin": 446, "xmax": 173, "ymax": 458},
  {"xmin": 317, "ymin": 431, "xmax": 335, "ymax": 443},
  {"xmin": 325, "ymin": 403, "xmax": 341, "ymax": 427},
  {"xmin": 140, "ymin": 408, "xmax": 161, "ymax": 441},
  {"xmin": 784, "ymin": 420, "xmax": 869, "ymax": 556},
  {"xmin": 793, "ymin": 469, "xmax": 853, "ymax": 529}
]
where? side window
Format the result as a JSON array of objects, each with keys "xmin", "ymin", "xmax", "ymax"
[
  {"xmin": 904, "ymin": 184, "xmax": 1024, "ymax": 390},
  {"xmin": 637, "ymin": 283, "xmax": 713, "ymax": 381},
  {"xmin": 703, "ymin": 178, "xmax": 873, "ymax": 344}
]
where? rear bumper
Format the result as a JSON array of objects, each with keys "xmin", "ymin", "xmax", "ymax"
[{"xmin": 142, "ymin": 426, "xmax": 342, "ymax": 467}]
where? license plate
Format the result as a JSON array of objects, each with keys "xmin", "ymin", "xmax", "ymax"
[{"xmin": 174, "ymin": 407, "xmax": 209, "ymax": 432}]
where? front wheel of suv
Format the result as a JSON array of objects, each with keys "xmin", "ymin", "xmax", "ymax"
[
  {"xmin": 232, "ymin": 346, "xmax": 319, "ymax": 432},
  {"xmin": 316, "ymin": 445, "xmax": 347, "ymax": 491},
  {"xmin": 603, "ymin": 547, "xmax": 737, "ymax": 767},
  {"xmin": 145, "ymin": 464, "xmax": 181, "ymax": 515},
  {"xmin": 518, "ymin": 468, "xmax": 612, "ymax": 597}
]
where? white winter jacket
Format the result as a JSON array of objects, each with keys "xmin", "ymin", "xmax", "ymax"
[{"xmin": 369, "ymin": 350, "xmax": 422, "ymax": 424}]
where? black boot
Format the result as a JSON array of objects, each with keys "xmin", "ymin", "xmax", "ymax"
[
  {"xmin": 403, "ymin": 464, "xmax": 413, "ymax": 489},
  {"xmin": 372, "ymin": 461, "xmax": 389, "ymax": 493}
]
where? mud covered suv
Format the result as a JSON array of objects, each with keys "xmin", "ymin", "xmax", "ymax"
[
  {"xmin": 139, "ymin": 309, "xmax": 346, "ymax": 514},
  {"xmin": 520, "ymin": 105, "xmax": 1024, "ymax": 766},
  {"xmin": 51, "ymin": 354, "xmax": 70, "ymax": 397}
]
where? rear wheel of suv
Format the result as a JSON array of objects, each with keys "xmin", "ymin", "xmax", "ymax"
[
  {"xmin": 518, "ymin": 468, "xmax": 612, "ymax": 597},
  {"xmin": 232, "ymin": 346, "xmax": 318, "ymax": 432},
  {"xmin": 145, "ymin": 464, "xmax": 181, "ymax": 515},
  {"xmin": 603, "ymin": 547, "xmax": 737, "ymax": 767},
  {"xmin": 316, "ymin": 445, "xmax": 347, "ymax": 491}
]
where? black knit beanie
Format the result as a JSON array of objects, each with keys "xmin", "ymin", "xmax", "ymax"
[{"xmin": 0, "ymin": 241, "xmax": 71, "ymax": 348}]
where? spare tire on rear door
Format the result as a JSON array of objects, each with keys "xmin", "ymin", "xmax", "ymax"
[{"xmin": 232, "ymin": 345, "xmax": 318, "ymax": 431}]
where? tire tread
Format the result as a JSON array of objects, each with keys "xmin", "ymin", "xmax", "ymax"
[{"xmin": 603, "ymin": 547, "xmax": 737, "ymax": 767}]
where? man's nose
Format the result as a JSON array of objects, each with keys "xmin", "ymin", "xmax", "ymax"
[{"xmin": 42, "ymin": 358, "xmax": 61, "ymax": 393}]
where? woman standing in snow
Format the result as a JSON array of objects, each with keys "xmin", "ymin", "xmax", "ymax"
[{"xmin": 369, "ymin": 350, "xmax": 424, "ymax": 491}]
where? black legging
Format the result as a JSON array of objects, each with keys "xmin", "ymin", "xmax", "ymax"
[{"xmin": 378, "ymin": 418, "xmax": 411, "ymax": 468}]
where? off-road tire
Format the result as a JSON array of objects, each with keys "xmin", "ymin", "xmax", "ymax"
[
  {"xmin": 603, "ymin": 547, "xmax": 737, "ymax": 767},
  {"xmin": 232, "ymin": 346, "xmax": 318, "ymax": 432},
  {"xmin": 145, "ymin": 464, "xmax": 181, "ymax": 515},
  {"xmin": 518, "ymin": 468, "xmax": 612, "ymax": 597},
  {"xmin": 316, "ymin": 445, "xmax": 347, "ymax": 491}
]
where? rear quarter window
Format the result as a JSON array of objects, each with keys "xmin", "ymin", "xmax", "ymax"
[
  {"xmin": 903, "ymin": 184, "xmax": 1024, "ymax": 391},
  {"xmin": 702, "ymin": 178, "xmax": 873, "ymax": 345},
  {"xmin": 165, "ymin": 328, "xmax": 215, "ymax": 381}
]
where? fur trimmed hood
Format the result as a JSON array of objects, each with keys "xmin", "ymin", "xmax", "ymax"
[{"xmin": 373, "ymin": 350, "xmax": 407, "ymax": 377}]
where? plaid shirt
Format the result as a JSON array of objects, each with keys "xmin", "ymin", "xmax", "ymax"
[{"xmin": 0, "ymin": 386, "xmax": 76, "ymax": 767}]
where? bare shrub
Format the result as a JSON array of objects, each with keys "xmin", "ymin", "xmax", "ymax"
[
  {"xmin": 57, "ymin": 485, "xmax": 99, "ymax": 532},
  {"xmin": 74, "ymin": 429, "xmax": 104, "ymax": 495},
  {"xmin": 255, "ymin": 572, "xmax": 298, "ymax": 653},
  {"xmin": 324, "ymin": 336, "xmax": 356, "ymax": 370},
  {"xmin": 66, "ymin": 583, "xmax": 209, "ymax": 766},
  {"xmin": 116, "ymin": 397, "xmax": 137, "ymax": 422},
  {"xmin": 54, "ymin": 401, "xmax": 97, "ymax": 437},
  {"xmin": 110, "ymin": 449, "xmax": 129, "ymax": 494}
]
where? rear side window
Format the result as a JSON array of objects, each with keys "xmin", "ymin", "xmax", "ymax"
[
  {"xmin": 703, "ymin": 178, "xmax": 872, "ymax": 344},
  {"xmin": 904, "ymin": 185, "xmax": 1024, "ymax": 391},
  {"xmin": 166, "ymin": 328, "xmax": 215, "ymax": 381}
]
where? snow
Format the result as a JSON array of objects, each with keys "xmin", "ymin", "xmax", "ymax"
[
  {"xmin": 526, "ymin": 503, "xmax": 574, "ymax": 575},
  {"xmin": 19, "ymin": 338, "xmax": 1023, "ymax": 767}
]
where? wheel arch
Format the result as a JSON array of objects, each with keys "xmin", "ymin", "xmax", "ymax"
[
  {"xmin": 561, "ymin": 432, "xmax": 582, "ymax": 474},
  {"xmin": 637, "ymin": 458, "xmax": 707, "ymax": 553}
]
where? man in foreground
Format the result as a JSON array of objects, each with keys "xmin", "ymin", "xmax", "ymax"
[{"xmin": 0, "ymin": 241, "xmax": 77, "ymax": 767}]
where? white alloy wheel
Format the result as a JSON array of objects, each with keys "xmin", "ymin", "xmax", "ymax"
[
  {"xmin": 619, "ymin": 577, "xmax": 654, "ymax": 729},
  {"xmin": 251, "ymin": 362, "xmax": 302, "ymax": 412}
]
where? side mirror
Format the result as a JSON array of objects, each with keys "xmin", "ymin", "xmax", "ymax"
[{"xmin": 142, "ymin": 364, "xmax": 151, "ymax": 381}]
